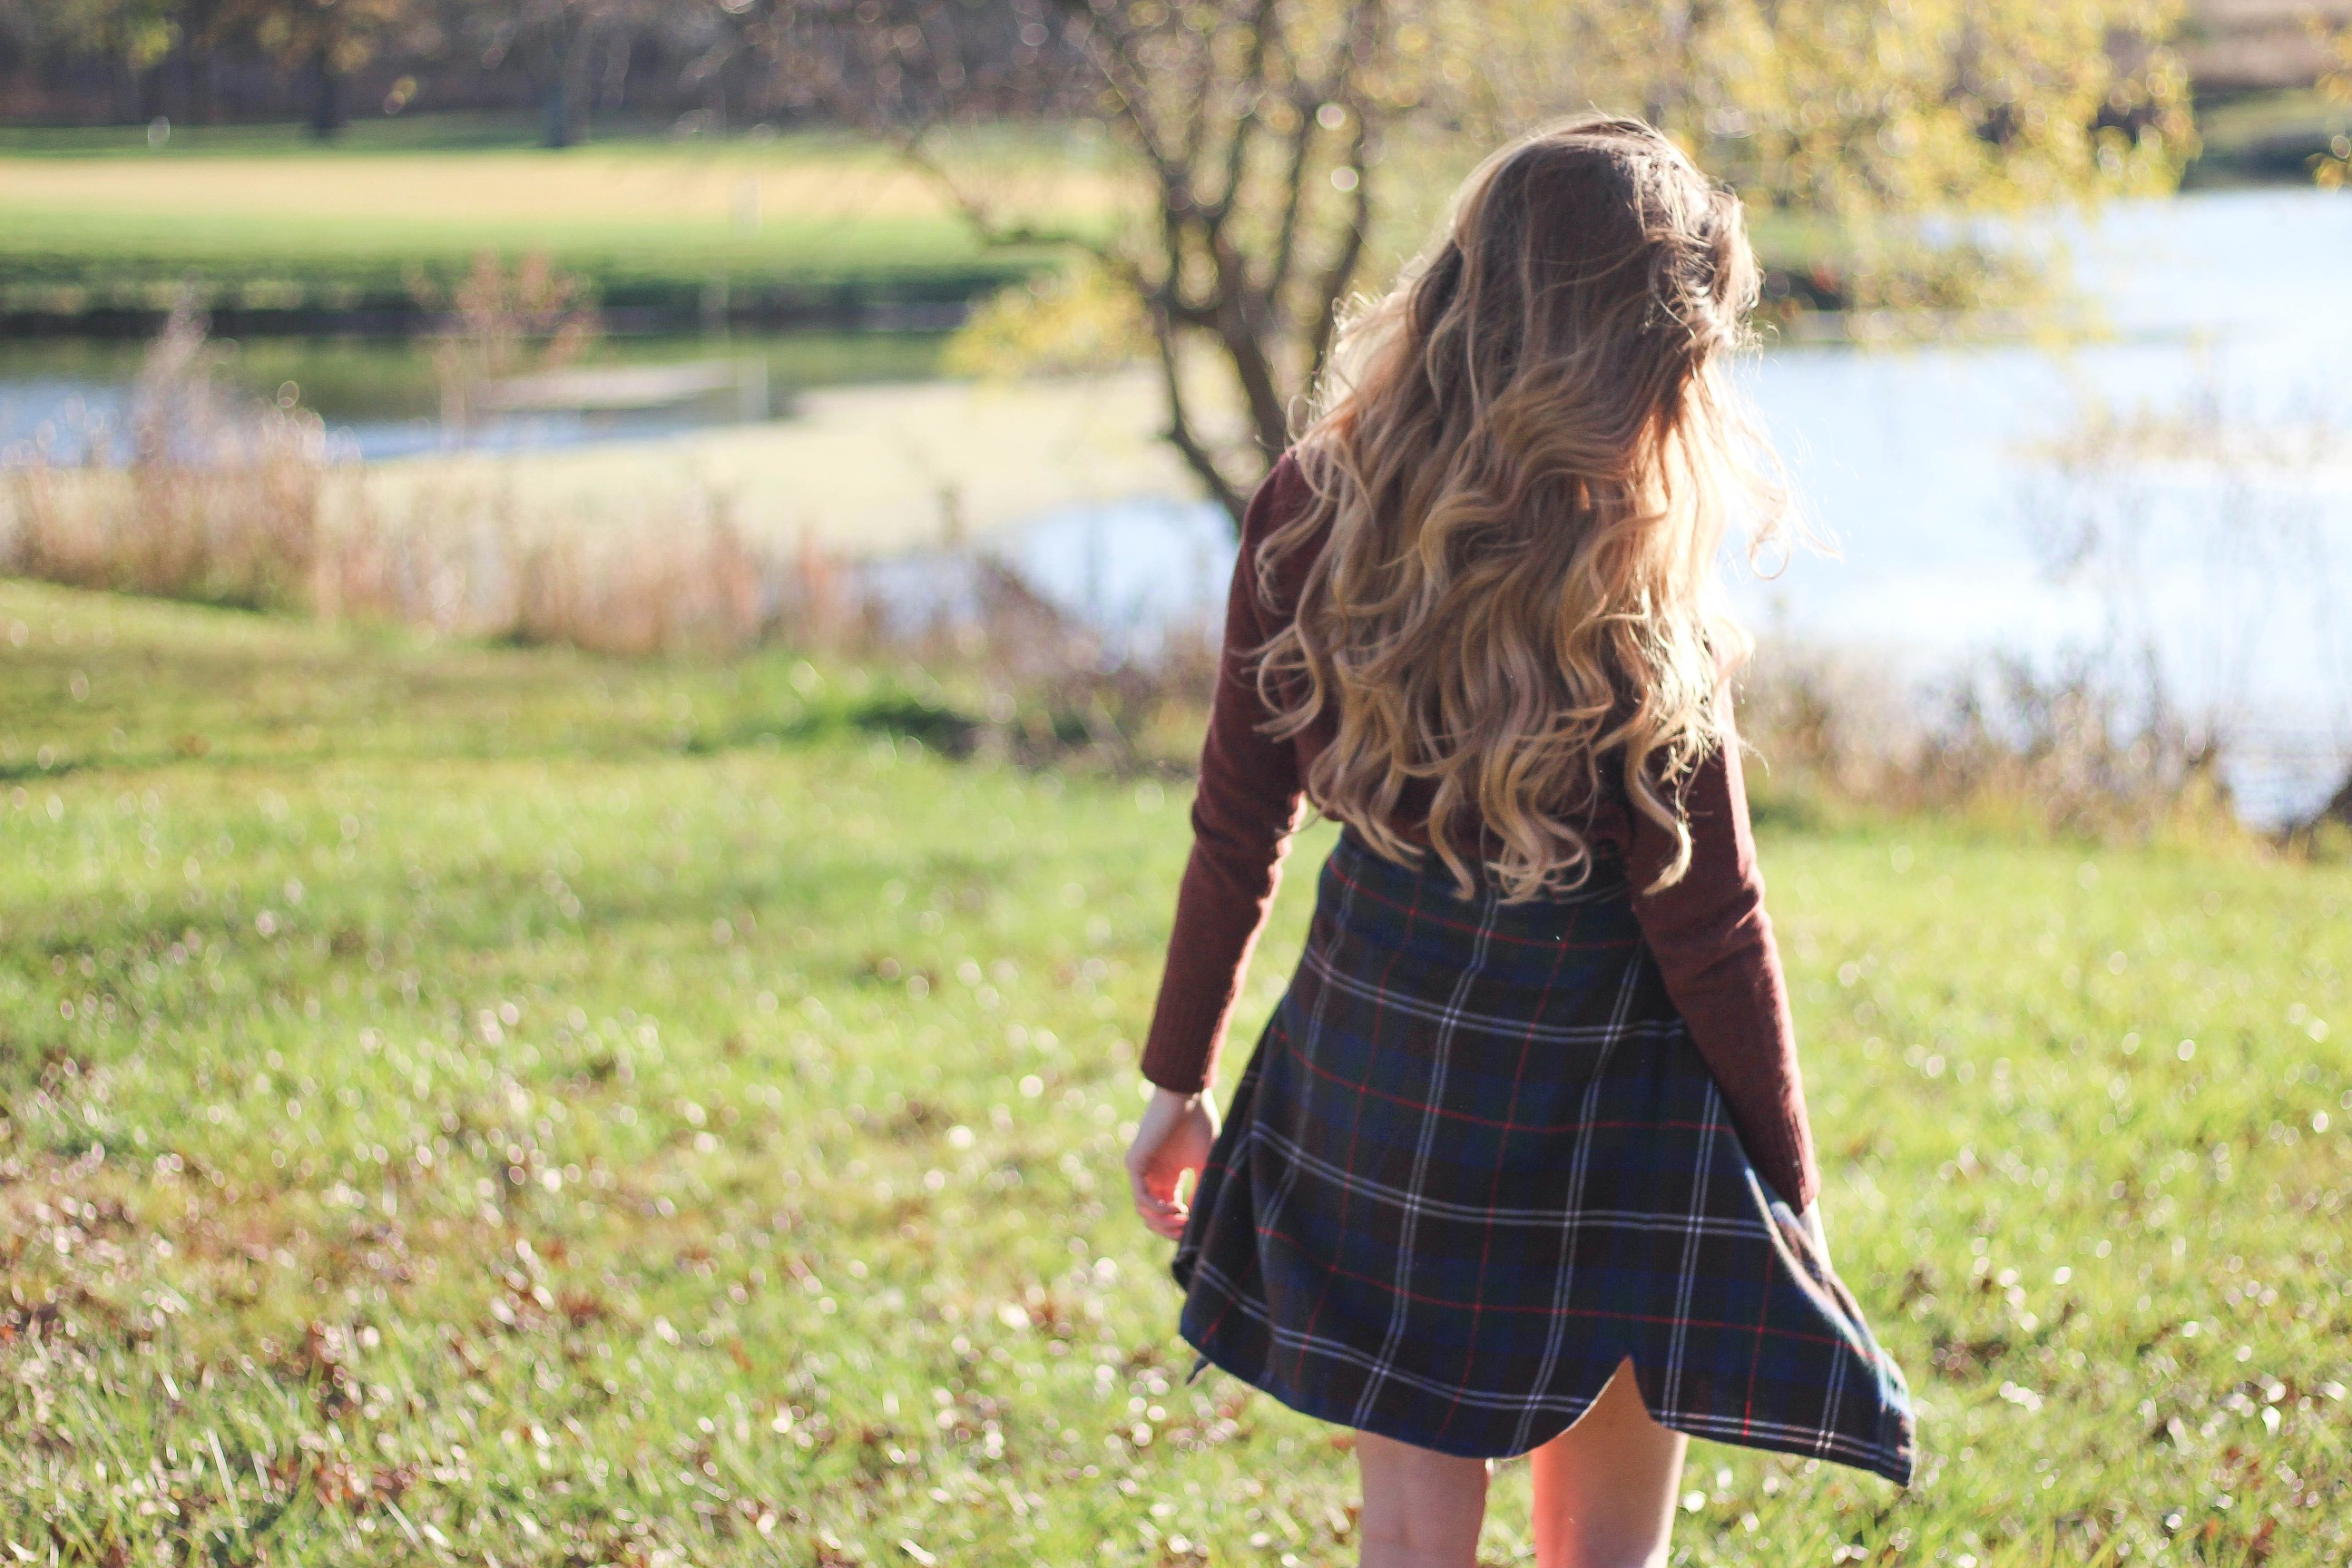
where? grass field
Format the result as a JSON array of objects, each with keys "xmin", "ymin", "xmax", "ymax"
[
  {"xmin": 1, "ymin": 92, "xmax": 2337, "ymax": 333},
  {"xmin": 2, "ymin": 578, "xmax": 2348, "ymax": 1565},
  {"xmin": 0, "ymin": 123, "xmax": 1116, "ymax": 323}
]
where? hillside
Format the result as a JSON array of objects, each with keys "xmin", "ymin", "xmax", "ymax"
[{"xmin": 0, "ymin": 579, "xmax": 2346, "ymax": 1563}]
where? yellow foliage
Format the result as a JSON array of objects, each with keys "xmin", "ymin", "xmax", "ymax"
[
  {"xmin": 1450, "ymin": 0, "xmax": 2200, "ymax": 310},
  {"xmin": 2315, "ymin": 19, "xmax": 2352, "ymax": 188},
  {"xmin": 943, "ymin": 260, "xmax": 1154, "ymax": 381}
]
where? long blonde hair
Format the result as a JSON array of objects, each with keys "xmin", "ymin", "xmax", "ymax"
[{"xmin": 1259, "ymin": 115, "xmax": 1784, "ymax": 900}]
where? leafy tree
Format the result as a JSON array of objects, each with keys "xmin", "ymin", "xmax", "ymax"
[
  {"xmin": 217, "ymin": 0, "xmax": 432, "ymax": 136},
  {"xmin": 5, "ymin": 0, "xmax": 179, "ymax": 75},
  {"xmin": 2314, "ymin": 17, "xmax": 2352, "ymax": 187},
  {"xmin": 1471, "ymin": 0, "xmax": 2193, "ymax": 309},
  {"xmin": 762, "ymin": 0, "xmax": 2195, "ymax": 524},
  {"xmin": 0, "ymin": 0, "xmax": 234, "ymax": 122}
]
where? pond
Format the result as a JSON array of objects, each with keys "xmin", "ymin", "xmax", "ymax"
[
  {"xmin": 1009, "ymin": 189, "xmax": 2352, "ymax": 827},
  {"xmin": 0, "ymin": 330, "xmax": 949, "ymax": 461},
  {"xmin": 3, "ymin": 187, "xmax": 2347, "ymax": 822},
  {"xmin": 1730, "ymin": 187, "xmax": 2352, "ymax": 825}
]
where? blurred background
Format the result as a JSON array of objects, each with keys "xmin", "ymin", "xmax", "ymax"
[
  {"xmin": 3, "ymin": 0, "xmax": 2348, "ymax": 829},
  {"xmin": 4, "ymin": 5, "xmax": 2352, "ymax": 1565}
]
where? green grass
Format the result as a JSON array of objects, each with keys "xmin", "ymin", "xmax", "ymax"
[
  {"xmin": 0, "ymin": 114, "xmax": 622, "ymax": 157},
  {"xmin": 0, "ymin": 122, "xmax": 1111, "ymax": 324},
  {"xmin": 1, "ymin": 578, "xmax": 2347, "ymax": 1565},
  {"xmin": 2183, "ymin": 89, "xmax": 2352, "ymax": 189},
  {"xmin": 20, "ymin": 100, "xmax": 2317, "ymax": 335}
]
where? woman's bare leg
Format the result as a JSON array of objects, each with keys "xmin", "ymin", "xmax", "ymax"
[
  {"xmin": 1354, "ymin": 1431, "xmax": 1491, "ymax": 1567},
  {"xmin": 1527, "ymin": 1359, "xmax": 1687, "ymax": 1568}
]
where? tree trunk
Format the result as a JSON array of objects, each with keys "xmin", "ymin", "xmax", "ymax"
[
  {"xmin": 306, "ymin": 39, "xmax": 345, "ymax": 139},
  {"xmin": 598, "ymin": 33, "xmax": 634, "ymax": 118},
  {"xmin": 543, "ymin": 23, "xmax": 598, "ymax": 148},
  {"xmin": 191, "ymin": 42, "xmax": 215, "ymax": 127},
  {"xmin": 542, "ymin": 72, "xmax": 572, "ymax": 148},
  {"xmin": 563, "ymin": 29, "xmax": 597, "ymax": 145},
  {"xmin": 186, "ymin": 0, "xmax": 219, "ymax": 125}
]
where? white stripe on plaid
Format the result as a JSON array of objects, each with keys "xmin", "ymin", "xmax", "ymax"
[
  {"xmin": 1241, "ymin": 848, "xmax": 1366, "ymax": 1399},
  {"xmin": 1244, "ymin": 1116, "xmax": 1781, "ymax": 1234},
  {"xmin": 1298, "ymin": 938, "xmax": 1690, "ymax": 1045},
  {"xmin": 1348, "ymin": 871, "xmax": 1502, "ymax": 1432},
  {"xmin": 1658, "ymin": 1042, "xmax": 1718, "ymax": 1420},
  {"xmin": 1505, "ymin": 951, "xmax": 1643, "ymax": 1454}
]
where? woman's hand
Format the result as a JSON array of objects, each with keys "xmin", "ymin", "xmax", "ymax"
[{"xmin": 1125, "ymin": 1087, "xmax": 1220, "ymax": 1241}]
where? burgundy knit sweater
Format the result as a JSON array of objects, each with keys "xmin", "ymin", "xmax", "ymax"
[{"xmin": 1138, "ymin": 453, "xmax": 1822, "ymax": 1210}]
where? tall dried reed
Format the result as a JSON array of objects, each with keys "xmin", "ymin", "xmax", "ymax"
[
  {"xmin": 2018, "ymin": 384, "xmax": 2352, "ymax": 834},
  {"xmin": 6, "ymin": 302, "xmax": 328, "ymax": 611},
  {"xmin": 0, "ymin": 302, "xmax": 1196, "ymax": 771},
  {"xmin": 1738, "ymin": 640, "xmax": 2236, "ymax": 841},
  {"xmin": 407, "ymin": 251, "xmax": 602, "ymax": 438},
  {"xmin": 10, "ymin": 311, "xmax": 2303, "ymax": 819},
  {"xmin": 0, "ymin": 303, "xmax": 867, "ymax": 659}
]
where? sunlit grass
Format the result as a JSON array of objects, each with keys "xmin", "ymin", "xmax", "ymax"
[
  {"xmin": 0, "ymin": 115, "xmax": 1856, "ymax": 326},
  {"xmin": 0, "ymin": 577, "xmax": 2347, "ymax": 1565},
  {"xmin": 0, "ymin": 122, "xmax": 1119, "ymax": 318}
]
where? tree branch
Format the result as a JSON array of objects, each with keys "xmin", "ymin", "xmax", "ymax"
[
  {"xmin": 1304, "ymin": 0, "xmax": 1385, "ymax": 379},
  {"xmin": 1305, "ymin": 105, "xmax": 1374, "ymax": 380},
  {"xmin": 1210, "ymin": 234, "xmax": 1294, "ymax": 463},
  {"xmin": 1150, "ymin": 301, "xmax": 1248, "ymax": 524},
  {"xmin": 1265, "ymin": 83, "xmax": 1320, "ymax": 306},
  {"xmin": 1045, "ymin": 0, "xmax": 1187, "ymax": 196},
  {"xmin": 1203, "ymin": 0, "xmax": 1278, "ymax": 227}
]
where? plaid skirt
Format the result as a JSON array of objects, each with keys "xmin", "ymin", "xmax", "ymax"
[{"xmin": 1172, "ymin": 828, "xmax": 1916, "ymax": 1485}]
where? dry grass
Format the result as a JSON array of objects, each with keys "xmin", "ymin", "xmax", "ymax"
[
  {"xmin": 0, "ymin": 307, "xmax": 1219, "ymax": 772},
  {"xmin": 0, "ymin": 142, "xmax": 1123, "ymax": 233},
  {"xmin": 6, "ymin": 311, "xmax": 328, "ymax": 613},
  {"xmin": 2, "ymin": 304, "xmax": 864, "ymax": 659},
  {"xmin": 1739, "ymin": 642, "xmax": 2243, "ymax": 846},
  {"xmin": 6, "ymin": 309, "xmax": 2306, "ymax": 830}
]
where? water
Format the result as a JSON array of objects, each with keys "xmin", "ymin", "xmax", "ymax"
[
  {"xmin": 3, "ymin": 189, "xmax": 2347, "ymax": 819},
  {"xmin": 0, "ymin": 331, "xmax": 947, "ymax": 463},
  {"xmin": 992, "ymin": 189, "xmax": 2352, "ymax": 826}
]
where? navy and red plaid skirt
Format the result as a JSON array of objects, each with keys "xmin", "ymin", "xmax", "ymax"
[{"xmin": 1172, "ymin": 828, "xmax": 1916, "ymax": 1485}]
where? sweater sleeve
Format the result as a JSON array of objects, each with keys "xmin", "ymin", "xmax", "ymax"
[
  {"xmin": 1621, "ymin": 693, "xmax": 1821, "ymax": 1209},
  {"xmin": 1137, "ymin": 458, "xmax": 1311, "ymax": 1095}
]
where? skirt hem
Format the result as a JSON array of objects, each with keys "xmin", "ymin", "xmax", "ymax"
[{"xmin": 1177, "ymin": 1307, "xmax": 1914, "ymax": 1485}]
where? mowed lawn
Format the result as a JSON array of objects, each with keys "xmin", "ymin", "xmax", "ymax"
[
  {"xmin": 1, "ymin": 579, "xmax": 2347, "ymax": 1566},
  {"xmin": 0, "ymin": 122, "xmax": 1115, "ymax": 310}
]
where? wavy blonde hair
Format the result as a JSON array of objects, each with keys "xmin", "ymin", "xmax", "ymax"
[{"xmin": 1259, "ymin": 115, "xmax": 1785, "ymax": 900}]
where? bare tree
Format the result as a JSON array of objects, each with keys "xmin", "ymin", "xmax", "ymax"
[
  {"xmin": 760, "ymin": 0, "xmax": 2193, "ymax": 527},
  {"xmin": 765, "ymin": 0, "xmax": 1404, "ymax": 521}
]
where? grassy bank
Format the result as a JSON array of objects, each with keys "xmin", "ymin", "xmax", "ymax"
[
  {"xmin": 0, "ymin": 123, "xmax": 1109, "ymax": 331},
  {"xmin": 1, "ymin": 578, "xmax": 2347, "ymax": 1565},
  {"xmin": 0, "ymin": 93, "xmax": 2340, "ymax": 338},
  {"xmin": 2180, "ymin": 89, "xmax": 2352, "ymax": 188}
]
